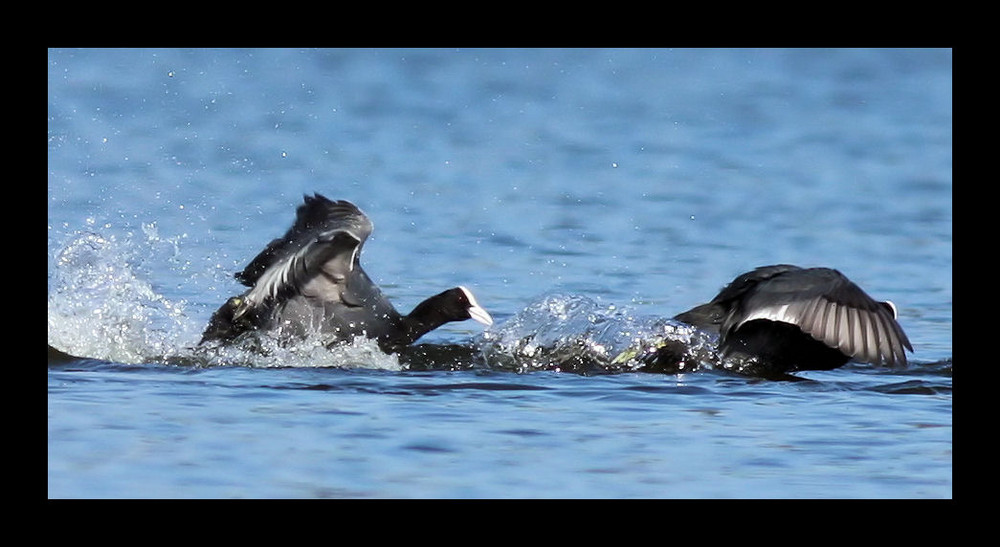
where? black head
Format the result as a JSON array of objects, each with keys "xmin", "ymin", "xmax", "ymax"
[
  {"xmin": 410, "ymin": 286, "xmax": 493, "ymax": 327},
  {"xmin": 385, "ymin": 286, "xmax": 493, "ymax": 350}
]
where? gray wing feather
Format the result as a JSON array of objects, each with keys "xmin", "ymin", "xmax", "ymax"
[
  {"xmin": 239, "ymin": 195, "xmax": 375, "ymax": 308},
  {"xmin": 726, "ymin": 268, "xmax": 912, "ymax": 367}
]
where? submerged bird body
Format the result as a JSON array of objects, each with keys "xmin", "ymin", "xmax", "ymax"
[
  {"xmin": 200, "ymin": 194, "xmax": 492, "ymax": 352},
  {"xmin": 673, "ymin": 265, "xmax": 912, "ymax": 376}
]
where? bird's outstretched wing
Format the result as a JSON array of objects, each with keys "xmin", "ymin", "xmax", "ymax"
[
  {"xmin": 723, "ymin": 267, "xmax": 912, "ymax": 367},
  {"xmin": 237, "ymin": 194, "xmax": 375, "ymax": 308}
]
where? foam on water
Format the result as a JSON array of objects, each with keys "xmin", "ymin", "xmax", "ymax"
[
  {"xmin": 193, "ymin": 334, "xmax": 402, "ymax": 370},
  {"xmin": 48, "ymin": 229, "xmax": 191, "ymax": 364},
  {"xmin": 477, "ymin": 293, "xmax": 718, "ymax": 374},
  {"xmin": 47, "ymin": 228, "xmax": 403, "ymax": 371}
]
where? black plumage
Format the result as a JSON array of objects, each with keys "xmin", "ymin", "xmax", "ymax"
[
  {"xmin": 200, "ymin": 194, "xmax": 492, "ymax": 352},
  {"xmin": 674, "ymin": 265, "xmax": 912, "ymax": 375}
]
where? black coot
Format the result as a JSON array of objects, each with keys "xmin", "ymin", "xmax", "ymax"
[
  {"xmin": 673, "ymin": 264, "xmax": 912, "ymax": 375},
  {"xmin": 200, "ymin": 194, "xmax": 493, "ymax": 352}
]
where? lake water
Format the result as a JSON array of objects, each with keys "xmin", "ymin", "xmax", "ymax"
[{"xmin": 47, "ymin": 48, "xmax": 952, "ymax": 498}]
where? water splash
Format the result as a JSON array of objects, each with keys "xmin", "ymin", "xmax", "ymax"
[
  {"xmin": 48, "ymin": 230, "xmax": 191, "ymax": 364},
  {"xmin": 477, "ymin": 293, "xmax": 718, "ymax": 374},
  {"xmin": 47, "ymin": 228, "xmax": 404, "ymax": 371},
  {"xmin": 47, "ymin": 230, "xmax": 720, "ymax": 374},
  {"xmin": 193, "ymin": 332, "xmax": 401, "ymax": 370}
]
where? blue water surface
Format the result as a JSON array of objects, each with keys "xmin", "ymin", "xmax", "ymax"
[{"xmin": 47, "ymin": 48, "xmax": 952, "ymax": 498}]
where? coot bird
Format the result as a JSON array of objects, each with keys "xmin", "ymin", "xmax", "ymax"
[
  {"xmin": 200, "ymin": 194, "xmax": 493, "ymax": 352},
  {"xmin": 672, "ymin": 265, "xmax": 912, "ymax": 375}
]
